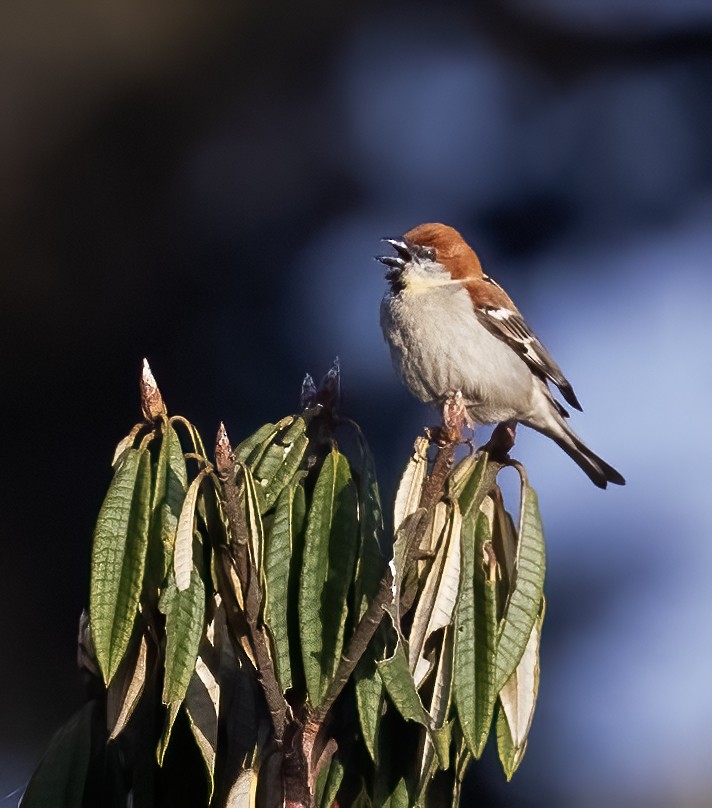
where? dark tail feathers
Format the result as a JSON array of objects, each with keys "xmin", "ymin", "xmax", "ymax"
[{"xmin": 529, "ymin": 419, "xmax": 626, "ymax": 489}]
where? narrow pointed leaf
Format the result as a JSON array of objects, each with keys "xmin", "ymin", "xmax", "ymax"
[
  {"xmin": 159, "ymin": 568, "xmax": 206, "ymax": 706},
  {"xmin": 315, "ymin": 755, "xmax": 344, "ymax": 808},
  {"xmin": 352, "ymin": 437, "xmax": 386, "ymax": 762},
  {"xmin": 149, "ymin": 421, "xmax": 187, "ymax": 588},
  {"xmin": 263, "ymin": 484, "xmax": 296, "ymax": 691},
  {"xmin": 451, "ymin": 453, "xmax": 488, "ymax": 518},
  {"xmin": 299, "ymin": 449, "xmax": 359, "ymax": 705},
  {"xmin": 234, "ymin": 422, "xmax": 277, "ymax": 464},
  {"xmin": 235, "ymin": 418, "xmax": 290, "ymax": 469},
  {"xmin": 496, "ymin": 706, "xmax": 521, "ymax": 781},
  {"xmin": 157, "ymin": 700, "xmax": 181, "ymax": 766},
  {"xmin": 494, "ymin": 485, "xmax": 546, "ymax": 691},
  {"xmin": 377, "ymin": 640, "xmax": 431, "ymax": 728},
  {"xmin": 454, "ymin": 505, "xmax": 499, "ymax": 759},
  {"xmin": 254, "ymin": 415, "xmax": 309, "ymax": 510},
  {"xmin": 174, "ymin": 471, "xmax": 207, "ymax": 592},
  {"xmin": 353, "ymin": 435, "xmax": 385, "ymax": 620},
  {"xmin": 355, "ymin": 639, "xmax": 386, "ymax": 764},
  {"xmin": 242, "ymin": 464, "xmax": 265, "ymax": 577},
  {"xmin": 416, "ymin": 627, "xmax": 456, "ymax": 799},
  {"xmin": 378, "ymin": 778, "xmax": 410, "ymax": 808},
  {"xmin": 497, "ymin": 605, "xmax": 544, "ymax": 779},
  {"xmin": 409, "ymin": 502, "xmax": 462, "ymax": 687},
  {"xmin": 249, "ymin": 417, "xmax": 294, "ymax": 485},
  {"xmin": 108, "ymin": 632, "xmax": 149, "ymax": 739},
  {"xmin": 21, "ymin": 701, "xmax": 98, "ymax": 808},
  {"xmin": 225, "ymin": 768, "xmax": 258, "ymax": 806},
  {"xmin": 185, "ymin": 654, "xmax": 220, "ymax": 801},
  {"xmin": 90, "ymin": 447, "xmax": 151, "ymax": 684},
  {"xmin": 351, "ymin": 784, "xmax": 372, "ymax": 808}
]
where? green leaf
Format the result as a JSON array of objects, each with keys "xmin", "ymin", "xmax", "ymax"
[
  {"xmin": 90, "ymin": 447, "xmax": 152, "ymax": 685},
  {"xmin": 149, "ymin": 421, "xmax": 188, "ymax": 589},
  {"xmin": 496, "ymin": 705, "xmax": 521, "ymax": 782},
  {"xmin": 242, "ymin": 464, "xmax": 265, "ymax": 577},
  {"xmin": 352, "ymin": 436, "xmax": 386, "ymax": 762},
  {"xmin": 377, "ymin": 778, "xmax": 410, "ymax": 808},
  {"xmin": 253, "ymin": 415, "xmax": 309, "ymax": 511},
  {"xmin": 299, "ymin": 449, "xmax": 359, "ymax": 706},
  {"xmin": 353, "ymin": 436, "xmax": 385, "ymax": 621},
  {"xmin": 233, "ymin": 421, "xmax": 279, "ymax": 466},
  {"xmin": 408, "ymin": 502, "xmax": 462, "ymax": 687},
  {"xmin": 497, "ymin": 603, "xmax": 544, "ymax": 780},
  {"xmin": 263, "ymin": 484, "xmax": 296, "ymax": 691},
  {"xmin": 238, "ymin": 417, "xmax": 294, "ymax": 471},
  {"xmin": 159, "ymin": 568, "xmax": 206, "ymax": 707},
  {"xmin": 355, "ymin": 638, "xmax": 386, "ymax": 764},
  {"xmin": 173, "ymin": 470, "xmax": 207, "ymax": 592},
  {"xmin": 21, "ymin": 701, "xmax": 98, "ymax": 808},
  {"xmin": 315, "ymin": 755, "xmax": 344, "ymax": 808},
  {"xmin": 494, "ymin": 485, "xmax": 546, "ymax": 692},
  {"xmin": 450, "ymin": 453, "xmax": 488, "ymax": 518},
  {"xmin": 453, "ymin": 505, "xmax": 499, "ymax": 759},
  {"xmin": 156, "ymin": 701, "xmax": 180, "ymax": 766},
  {"xmin": 377, "ymin": 640, "xmax": 431, "ymax": 728},
  {"xmin": 351, "ymin": 783, "xmax": 373, "ymax": 808}
]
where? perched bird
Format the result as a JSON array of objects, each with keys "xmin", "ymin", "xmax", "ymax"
[{"xmin": 378, "ymin": 222, "xmax": 624, "ymax": 488}]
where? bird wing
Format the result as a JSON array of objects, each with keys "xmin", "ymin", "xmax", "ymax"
[{"xmin": 469, "ymin": 277, "xmax": 582, "ymax": 412}]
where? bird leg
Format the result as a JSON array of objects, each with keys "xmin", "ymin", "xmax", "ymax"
[
  {"xmin": 425, "ymin": 391, "xmax": 472, "ymax": 445},
  {"xmin": 443, "ymin": 390, "xmax": 470, "ymax": 441},
  {"xmin": 482, "ymin": 420, "xmax": 517, "ymax": 461}
]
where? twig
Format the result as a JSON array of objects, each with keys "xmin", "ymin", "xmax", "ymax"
[
  {"xmin": 314, "ymin": 571, "xmax": 393, "ymax": 723},
  {"xmin": 214, "ymin": 423, "xmax": 289, "ymax": 743},
  {"xmin": 313, "ymin": 396, "xmax": 464, "ymax": 724}
]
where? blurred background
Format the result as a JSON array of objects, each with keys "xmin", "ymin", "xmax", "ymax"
[{"xmin": 2, "ymin": 1, "xmax": 711, "ymax": 805}]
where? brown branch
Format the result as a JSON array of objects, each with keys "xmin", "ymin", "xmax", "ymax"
[
  {"xmin": 214, "ymin": 423, "xmax": 289, "ymax": 744},
  {"xmin": 313, "ymin": 571, "xmax": 393, "ymax": 723},
  {"xmin": 312, "ymin": 396, "xmax": 466, "ymax": 725}
]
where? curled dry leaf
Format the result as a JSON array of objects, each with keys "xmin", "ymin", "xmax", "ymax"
[
  {"xmin": 393, "ymin": 436, "xmax": 429, "ymax": 533},
  {"xmin": 408, "ymin": 502, "xmax": 462, "ymax": 688},
  {"xmin": 111, "ymin": 422, "xmax": 145, "ymax": 470}
]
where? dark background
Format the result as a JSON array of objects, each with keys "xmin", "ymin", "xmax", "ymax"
[{"xmin": 2, "ymin": 1, "xmax": 712, "ymax": 806}]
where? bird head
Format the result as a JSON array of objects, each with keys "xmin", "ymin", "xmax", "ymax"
[{"xmin": 377, "ymin": 222, "xmax": 483, "ymax": 291}]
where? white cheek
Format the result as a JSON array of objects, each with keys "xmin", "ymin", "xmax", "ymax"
[{"xmin": 403, "ymin": 259, "xmax": 452, "ymax": 291}]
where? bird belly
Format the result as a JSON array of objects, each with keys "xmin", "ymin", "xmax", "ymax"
[{"xmin": 380, "ymin": 284, "xmax": 534, "ymax": 424}]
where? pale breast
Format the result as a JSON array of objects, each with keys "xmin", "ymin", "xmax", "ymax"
[{"xmin": 380, "ymin": 283, "xmax": 535, "ymax": 423}]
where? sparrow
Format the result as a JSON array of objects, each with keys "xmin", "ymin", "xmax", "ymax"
[{"xmin": 378, "ymin": 222, "xmax": 625, "ymax": 489}]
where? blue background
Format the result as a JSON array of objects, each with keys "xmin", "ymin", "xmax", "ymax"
[{"xmin": 2, "ymin": 1, "xmax": 711, "ymax": 805}]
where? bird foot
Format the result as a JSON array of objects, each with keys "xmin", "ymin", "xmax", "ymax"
[{"xmin": 427, "ymin": 391, "xmax": 471, "ymax": 445}]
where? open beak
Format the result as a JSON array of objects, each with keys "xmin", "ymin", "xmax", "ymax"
[{"xmin": 376, "ymin": 237, "xmax": 410, "ymax": 279}]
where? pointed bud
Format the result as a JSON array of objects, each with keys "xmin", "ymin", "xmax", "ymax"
[
  {"xmin": 300, "ymin": 373, "xmax": 317, "ymax": 409},
  {"xmin": 140, "ymin": 358, "xmax": 167, "ymax": 421},
  {"xmin": 215, "ymin": 421, "xmax": 233, "ymax": 473}
]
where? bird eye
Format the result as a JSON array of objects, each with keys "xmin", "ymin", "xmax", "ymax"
[{"xmin": 422, "ymin": 246, "xmax": 436, "ymax": 261}]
